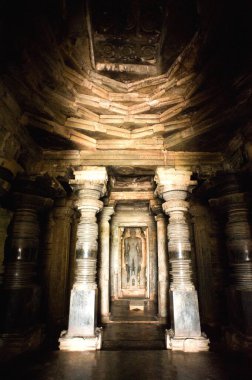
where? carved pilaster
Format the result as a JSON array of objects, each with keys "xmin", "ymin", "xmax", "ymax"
[
  {"xmin": 190, "ymin": 202, "xmax": 222, "ymax": 328},
  {"xmin": 59, "ymin": 167, "xmax": 107, "ymax": 351},
  {"xmin": 150, "ymin": 199, "xmax": 168, "ymax": 322},
  {"xmin": 42, "ymin": 198, "xmax": 75, "ymax": 333},
  {"xmin": 155, "ymin": 167, "xmax": 209, "ymax": 352},
  {"xmin": 99, "ymin": 206, "xmax": 114, "ymax": 323}
]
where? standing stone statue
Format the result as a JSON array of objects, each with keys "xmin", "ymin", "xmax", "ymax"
[{"xmin": 124, "ymin": 228, "xmax": 142, "ymax": 284}]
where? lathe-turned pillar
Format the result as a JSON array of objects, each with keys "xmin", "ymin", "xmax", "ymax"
[
  {"xmin": 0, "ymin": 209, "xmax": 12, "ymax": 286},
  {"xmin": 209, "ymin": 173, "xmax": 252, "ymax": 351},
  {"xmin": 0, "ymin": 189, "xmax": 53, "ymax": 356},
  {"xmin": 150, "ymin": 199, "xmax": 168, "ymax": 323},
  {"xmin": 59, "ymin": 167, "xmax": 107, "ymax": 351},
  {"xmin": 99, "ymin": 206, "xmax": 114, "ymax": 323},
  {"xmin": 0, "ymin": 158, "xmax": 22, "ymax": 286},
  {"xmin": 155, "ymin": 168, "xmax": 209, "ymax": 352}
]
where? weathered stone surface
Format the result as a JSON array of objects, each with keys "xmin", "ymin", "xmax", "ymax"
[
  {"xmin": 68, "ymin": 289, "xmax": 97, "ymax": 337},
  {"xmin": 170, "ymin": 290, "xmax": 201, "ymax": 337}
]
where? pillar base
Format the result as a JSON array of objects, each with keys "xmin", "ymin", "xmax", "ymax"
[
  {"xmin": 59, "ymin": 327, "xmax": 103, "ymax": 351},
  {"xmin": 0, "ymin": 325, "xmax": 44, "ymax": 362},
  {"xmin": 165, "ymin": 329, "xmax": 209, "ymax": 352},
  {"xmin": 101, "ymin": 314, "xmax": 111, "ymax": 324},
  {"xmin": 158, "ymin": 316, "xmax": 168, "ymax": 324}
]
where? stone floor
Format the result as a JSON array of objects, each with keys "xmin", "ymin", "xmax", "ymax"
[
  {"xmin": 110, "ymin": 299, "xmax": 158, "ymax": 322},
  {"xmin": 1, "ymin": 303, "xmax": 251, "ymax": 379},
  {"xmin": 1, "ymin": 349, "xmax": 252, "ymax": 380}
]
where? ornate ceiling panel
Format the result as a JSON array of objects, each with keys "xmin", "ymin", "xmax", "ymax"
[
  {"xmin": 88, "ymin": 0, "xmax": 198, "ymax": 78},
  {"xmin": 0, "ymin": 0, "xmax": 251, "ymax": 154}
]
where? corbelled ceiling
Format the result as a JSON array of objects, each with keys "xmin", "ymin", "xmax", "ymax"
[{"xmin": 0, "ymin": 0, "xmax": 251, "ymax": 154}]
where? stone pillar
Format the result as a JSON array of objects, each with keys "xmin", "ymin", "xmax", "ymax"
[
  {"xmin": 209, "ymin": 173, "xmax": 252, "ymax": 351},
  {"xmin": 59, "ymin": 167, "xmax": 107, "ymax": 351},
  {"xmin": 150, "ymin": 200, "xmax": 168, "ymax": 323},
  {"xmin": 110, "ymin": 217, "xmax": 120, "ymax": 300},
  {"xmin": 42, "ymin": 198, "xmax": 75, "ymax": 334},
  {"xmin": 99, "ymin": 206, "xmax": 114, "ymax": 323},
  {"xmin": 0, "ymin": 192, "xmax": 53, "ymax": 355},
  {"xmin": 0, "ymin": 174, "xmax": 65, "ymax": 359},
  {"xmin": 0, "ymin": 209, "xmax": 12, "ymax": 286},
  {"xmin": 155, "ymin": 168, "xmax": 209, "ymax": 352},
  {"xmin": 67, "ymin": 208, "xmax": 81, "ymax": 304},
  {"xmin": 0, "ymin": 157, "xmax": 22, "ymax": 286}
]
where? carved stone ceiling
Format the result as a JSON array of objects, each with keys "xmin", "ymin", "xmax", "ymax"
[{"xmin": 0, "ymin": 0, "xmax": 251, "ymax": 154}]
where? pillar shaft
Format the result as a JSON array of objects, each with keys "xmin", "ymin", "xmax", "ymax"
[
  {"xmin": 67, "ymin": 209, "xmax": 81, "ymax": 302},
  {"xmin": 99, "ymin": 207, "xmax": 114, "ymax": 323},
  {"xmin": 110, "ymin": 218, "xmax": 120, "ymax": 300},
  {"xmin": 150, "ymin": 200, "xmax": 168, "ymax": 321}
]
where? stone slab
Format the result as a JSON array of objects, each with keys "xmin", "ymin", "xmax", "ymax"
[{"xmin": 170, "ymin": 289, "xmax": 201, "ymax": 337}]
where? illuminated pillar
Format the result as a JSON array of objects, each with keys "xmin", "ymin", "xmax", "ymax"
[
  {"xmin": 155, "ymin": 168, "xmax": 209, "ymax": 352},
  {"xmin": 59, "ymin": 167, "xmax": 107, "ymax": 351}
]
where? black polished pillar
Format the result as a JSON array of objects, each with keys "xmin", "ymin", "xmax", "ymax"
[
  {"xmin": 0, "ymin": 175, "xmax": 65, "ymax": 358},
  {"xmin": 209, "ymin": 173, "xmax": 252, "ymax": 351}
]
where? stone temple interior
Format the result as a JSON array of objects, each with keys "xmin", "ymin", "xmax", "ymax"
[{"xmin": 0, "ymin": 0, "xmax": 252, "ymax": 378}]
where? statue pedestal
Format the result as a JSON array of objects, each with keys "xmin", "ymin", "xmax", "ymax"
[{"xmin": 129, "ymin": 300, "xmax": 145, "ymax": 311}]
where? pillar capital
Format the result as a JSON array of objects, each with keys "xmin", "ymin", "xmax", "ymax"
[
  {"xmin": 100, "ymin": 206, "xmax": 114, "ymax": 222},
  {"xmin": 70, "ymin": 167, "xmax": 108, "ymax": 197},
  {"xmin": 52, "ymin": 198, "xmax": 75, "ymax": 220},
  {"xmin": 154, "ymin": 168, "xmax": 197, "ymax": 200}
]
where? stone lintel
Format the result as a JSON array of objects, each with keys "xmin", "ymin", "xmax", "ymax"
[{"xmin": 110, "ymin": 191, "xmax": 154, "ymax": 201}]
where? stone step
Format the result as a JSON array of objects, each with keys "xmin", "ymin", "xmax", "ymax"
[
  {"xmin": 102, "ymin": 339, "xmax": 165, "ymax": 350},
  {"xmin": 102, "ymin": 323, "xmax": 166, "ymax": 350}
]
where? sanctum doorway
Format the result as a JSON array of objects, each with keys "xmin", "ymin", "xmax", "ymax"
[{"xmin": 105, "ymin": 172, "xmax": 162, "ymax": 324}]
